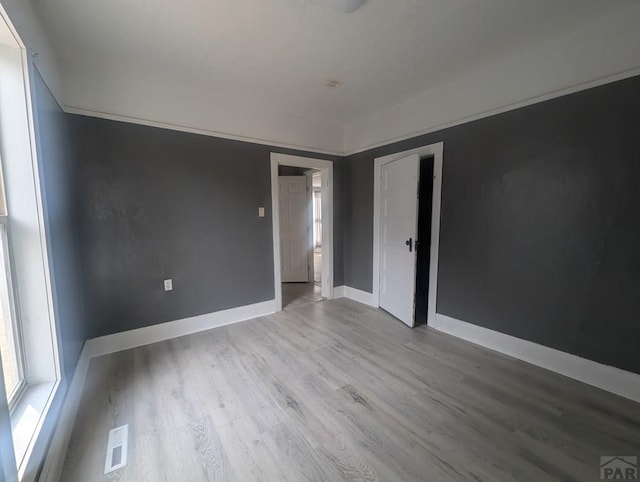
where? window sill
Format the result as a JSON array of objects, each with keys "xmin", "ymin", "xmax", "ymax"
[{"xmin": 10, "ymin": 381, "xmax": 58, "ymax": 475}]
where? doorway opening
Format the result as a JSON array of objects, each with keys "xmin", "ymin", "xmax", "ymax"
[
  {"xmin": 312, "ymin": 171, "xmax": 323, "ymax": 287},
  {"xmin": 414, "ymin": 156, "xmax": 434, "ymax": 325},
  {"xmin": 270, "ymin": 154, "xmax": 334, "ymax": 311},
  {"xmin": 277, "ymin": 166, "xmax": 321, "ymax": 308},
  {"xmin": 372, "ymin": 142, "xmax": 443, "ymax": 327}
]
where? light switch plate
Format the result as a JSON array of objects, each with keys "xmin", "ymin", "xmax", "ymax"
[
  {"xmin": 258, "ymin": 207, "xmax": 265, "ymax": 217},
  {"xmin": 164, "ymin": 279, "xmax": 173, "ymax": 291}
]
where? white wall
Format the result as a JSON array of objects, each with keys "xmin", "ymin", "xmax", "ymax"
[{"xmin": 343, "ymin": 4, "xmax": 640, "ymax": 154}]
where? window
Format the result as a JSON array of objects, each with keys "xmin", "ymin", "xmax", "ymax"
[
  {"xmin": 313, "ymin": 189, "xmax": 322, "ymax": 247},
  {"xmin": 0, "ymin": 212, "xmax": 25, "ymax": 408},
  {"xmin": 0, "ymin": 13, "xmax": 64, "ymax": 476}
]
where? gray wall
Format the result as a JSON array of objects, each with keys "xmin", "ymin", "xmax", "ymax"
[
  {"xmin": 69, "ymin": 115, "xmax": 342, "ymax": 339},
  {"xmin": 32, "ymin": 70, "xmax": 86, "ymax": 379},
  {"xmin": 343, "ymin": 75, "xmax": 640, "ymax": 374},
  {"xmin": 278, "ymin": 165, "xmax": 309, "ymax": 176}
]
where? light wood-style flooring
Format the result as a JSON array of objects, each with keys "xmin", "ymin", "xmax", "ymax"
[
  {"xmin": 60, "ymin": 299, "xmax": 640, "ymax": 481},
  {"xmin": 281, "ymin": 247, "xmax": 323, "ymax": 309},
  {"xmin": 282, "ymin": 282, "xmax": 322, "ymax": 309}
]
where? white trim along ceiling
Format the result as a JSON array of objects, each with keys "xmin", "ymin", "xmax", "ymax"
[{"xmin": 31, "ymin": 1, "xmax": 640, "ymax": 155}]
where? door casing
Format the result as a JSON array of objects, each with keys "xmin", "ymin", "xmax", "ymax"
[{"xmin": 271, "ymin": 153, "xmax": 334, "ymax": 312}]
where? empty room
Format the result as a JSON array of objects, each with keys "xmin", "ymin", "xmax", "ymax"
[{"xmin": 0, "ymin": 0, "xmax": 639, "ymax": 481}]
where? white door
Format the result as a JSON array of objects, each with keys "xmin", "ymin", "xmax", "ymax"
[
  {"xmin": 280, "ymin": 176, "xmax": 310, "ymax": 282},
  {"xmin": 379, "ymin": 153, "xmax": 420, "ymax": 326}
]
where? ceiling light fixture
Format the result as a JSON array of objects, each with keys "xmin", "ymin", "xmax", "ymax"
[{"xmin": 335, "ymin": 0, "xmax": 366, "ymax": 14}]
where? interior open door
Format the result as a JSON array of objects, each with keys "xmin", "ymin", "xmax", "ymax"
[
  {"xmin": 378, "ymin": 153, "xmax": 420, "ymax": 326},
  {"xmin": 279, "ymin": 176, "xmax": 310, "ymax": 282}
]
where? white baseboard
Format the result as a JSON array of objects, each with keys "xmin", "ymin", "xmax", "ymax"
[
  {"xmin": 38, "ymin": 347, "xmax": 91, "ymax": 482},
  {"xmin": 432, "ymin": 313, "xmax": 640, "ymax": 404},
  {"xmin": 335, "ymin": 285, "xmax": 375, "ymax": 307},
  {"xmin": 39, "ymin": 298, "xmax": 277, "ymax": 482},
  {"xmin": 85, "ymin": 299, "xmax": 277, "ymax": 358}
]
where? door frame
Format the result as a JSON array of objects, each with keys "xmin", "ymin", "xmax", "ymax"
[
  {"xmin": 372, "ymin": 142, "xmax": 444, "ymax": 326},
  {"xmin": 271, "ymin": 153, "xmax": 334, "ymax": 311}
]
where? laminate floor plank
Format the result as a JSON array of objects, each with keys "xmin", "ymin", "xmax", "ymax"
[
  {"xmin": 62, "ymin": 351, "xmax": 138, "ymax": 482},
  {"xmin": 282, "ymin": 282, "xmax": 322, "ymax": 309},
  {"xmin": 60, "ymin": 298, "xmax": 640, "ymax": 482}
]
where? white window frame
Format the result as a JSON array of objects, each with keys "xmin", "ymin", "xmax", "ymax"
[
  {"xmin": 0, "ymin": 6, "xmax": 64, "ymax": 480},
  {"xmin": 0, "ymin": 214, "xmax": 27, "ymax": 410}
]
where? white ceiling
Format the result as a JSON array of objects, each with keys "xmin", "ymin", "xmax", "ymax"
[{"xmin": 35, "ymin": 0, "xmax": 636, "ymax": 148}]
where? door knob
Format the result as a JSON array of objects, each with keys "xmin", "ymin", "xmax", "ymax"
[{"xmin": 405, "ymin": 238, "xmax": 413, "ymax": 252}]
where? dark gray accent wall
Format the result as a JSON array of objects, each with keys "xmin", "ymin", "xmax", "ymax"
[
  {"xmin": 32, "ymin": 70, "xmax": 86, "ymax": 379},
  {"xmin": 69, "ymin": 115, "xmax": 342, "ymax": 339},
  {"xmin": 278, "ymin": 165, "xmax": 310, "ymax": 176},
  {"xmin": 343, "ymin": 74, "xmax": 640, "ymax": 374}
]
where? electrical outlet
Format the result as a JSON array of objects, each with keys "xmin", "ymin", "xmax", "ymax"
[
  {"xmin": 258, "ymin": 207, "xmax": 265, "ymax": 217},
  {"xmin": 164, "ymin": 279, "xmax": 173, "ymax": 291}
]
